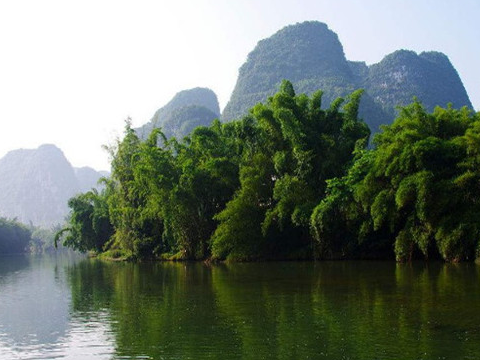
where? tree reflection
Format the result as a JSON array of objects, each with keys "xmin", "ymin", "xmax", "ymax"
[{"xmin": 67, "ymin": 260, "xmax": 480, "ymax": 359}]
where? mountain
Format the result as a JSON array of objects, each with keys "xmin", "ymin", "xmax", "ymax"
[
  {"xmin": 363, "ymin": 50, "xmax": 472, "ymax": 117},
  {"xmin": 0, "ymin": 144, "xmax": 105, "ymax": 227},
  {"xmin": 223, "ymin": 21, "xmax": 356, "ymax": 121},
  {"xmin": 222, "ymin": 21, "xmax": 472, "ymax": 132},
  {"xmin": 137, "ymin": 87, "xmax": 220, "ymax": 140},
  {"xmin": 75, "ymin": 166, "xmax": 106, "ymax": 193}
]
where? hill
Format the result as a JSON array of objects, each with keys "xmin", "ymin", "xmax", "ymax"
[
  {"xmin": 0, "ymin": 144, "xmax": 105, "ymax": 227},
  {"xmin": 223, "ymin": 21, "xmax": 472, "ymax": 132},
  {"xmin": 136, "ymin": 87, "xmax": 220, "ymax": 139},
  {"xmin": 363, "ymin": 50, "xmax": 472, "ymax": 117}
]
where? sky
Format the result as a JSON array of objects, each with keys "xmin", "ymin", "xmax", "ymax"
[{"xmin": 0, "ymin": 0, "xmax": 478, "ymax": 171}]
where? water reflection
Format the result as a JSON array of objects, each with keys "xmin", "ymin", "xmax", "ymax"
[
  {"xmin": 67, "ymin": 261, "xmax": 240, "ymax": 359},
  {"xmin": 0, "ymin": 254, "xmax": 115, "ymax": 360},
  {"xmin": 0, "ymin": 255, "xmax": 70, "ymax": 346},
  {"xmin": 0, "ymin": 255, "xmax": 30, "ymax": 279},
  {"xmin": 66, "ymin": 261, "xmax": 480, "ymax": 360},
  {"xmin": 1, "ymin": 257, "xmax": 480, "ymax": 359}
]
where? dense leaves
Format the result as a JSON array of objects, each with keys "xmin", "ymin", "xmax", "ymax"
[
  {"xmin": 211, "ymin": 82, "xmax": 369, "ymax": 260},
  {"xmin": 59, "ymin": 82, "xmax": 368, "ymax": 260},
  {"xmin": 59, "ymin": 81, "xmax": 480, "ymax": 262},
  {"xmin": 0, "ymin": 218, "xmax": 31, "ymax": 254},
  {"xmin": 55, "ymin": 188, "xmax": 113, "ymax": 253},
  {"xmin": 311, "ymin": 101, "xmax": 480, "ymax": 262}
]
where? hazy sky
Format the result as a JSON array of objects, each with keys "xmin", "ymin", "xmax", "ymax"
[{"xmin": 0, "ymin": 0, "xmax": 478, "ymax": 171}]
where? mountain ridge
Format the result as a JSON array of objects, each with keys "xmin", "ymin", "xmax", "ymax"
[
  {"xmin": 222, "ymin": 21, "xmax": 472, "ymax": 132},
  {"xmin": 0, "ymin": 144, "xmax": 106, "ymax": 227},
  {"xmin": 136, "ymin": 87, "xmax": 220, "ymax": 140}
]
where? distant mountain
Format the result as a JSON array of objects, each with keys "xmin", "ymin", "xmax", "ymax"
[
  {"xmin": 75, "ymin": 166, "xmax": 106, "ymax": 193},
  {"xmin": 222, "ymin": 21, "xmax": 472, "ymax": 133},
  {"xmin": 223, "ymin": 22, "xmax": 356, "ymax": 121},
  {"xmin": 137, "ymin": 87, "xmax": 220, "ymax": 139},
  {"xmin": 0, "ymin": 144, "xmax": 106, "ymax": 227},
  {"xmin": 363, "ymin": 50, "xmax": 472, "ymax": 117}
]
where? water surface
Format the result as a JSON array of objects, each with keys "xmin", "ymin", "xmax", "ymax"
[{"xmin": 0, "ymin": 255, "xmax": 479, "ymax": 359}]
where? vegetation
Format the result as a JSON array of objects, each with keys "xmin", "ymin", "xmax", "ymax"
[
  {"xmin": 58, "ymin": 81, "xmax": 368, "ymax": 261},
  {"xmin": 55, "ymin": 188, "xmax": 113, "ymax": 254},
  {"xmin": 30, "ymin": 226, "xmax": 65, "ymax": 253},
  {"xmin": 311, "ymin": 101, "xmax": 480, "ymax": 262},
  {"xmin": 0, "ymin": 217, "xmax": 31, "ymax": 254},
  {"xmin": 211, "ymin": 84, "xmax": 368, "ymax": 260},
  {"xmin": 0, "ymin": 216, "xmax": 71, "ymax": 254},
  {"xmin": 58, "ymin": 80, "xmax": 480, "ymax": 262}
]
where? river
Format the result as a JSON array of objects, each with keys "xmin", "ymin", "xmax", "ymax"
[{"xmin": 0, "ymin": 254, "xmax": 479, "ymax": 359}]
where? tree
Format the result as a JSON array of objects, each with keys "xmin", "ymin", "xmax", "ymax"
[
  {"xmin": 312, "ymin": 101, "xmax": 480, "ymax": 262},
  {"xmin": 212, "ymin": 81, "xmax": 369, "ymax": 260},
  {"xmin": 55, "ymin": 188, "xmax": 113, "ymax": 253},
  {"xmin": 0, "ymin": 217, "xmax": 31, "ymax": 254}
]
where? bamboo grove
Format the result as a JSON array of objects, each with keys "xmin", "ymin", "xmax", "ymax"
[{"xmin": 57, "ymin": 81, "xmax": 480, "ymax": 262}]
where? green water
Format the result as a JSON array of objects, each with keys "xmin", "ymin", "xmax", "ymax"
[{"xmin": 0, "ymin": 255, "xmax": 479, "ymax": 359}]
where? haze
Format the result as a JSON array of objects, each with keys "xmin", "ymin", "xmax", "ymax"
[{"xmin": 0, "ymin": 0, "xmax": 478, "ymax": 171}]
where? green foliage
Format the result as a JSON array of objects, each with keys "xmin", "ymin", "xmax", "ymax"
[
  {"xmin": 60, "ymin": 82, "xmax": 369, "ymax": 261},
  {"xmin": 312, "ymin": 101, "xmax": 480, "ymax": 262},
  {"xmin": 310, "ymin": 150, "xmax": 374, "ymax": 259},
  {"xmin": 105, "ymin": 124, "xmax": 172, "ymax": 258},
  {"xmin": 0, "ymin": 217, "xmax": 31, "ymax": 254},
  {"xmin": 163, "ymin": 124, "xmax": 239, "ymax": 259},
  {"xmin": 60, "ymin": 81, "xmax": 479, "ymax": 263},
  {"xmin": 56, "ymin": 188, "xmax": 113, "ymax": 253},
  {"xmin": 212, "ymin": 82, "xmax": 369, "ymax": 259},
  {"xmin": 30, "ymin": 225, "xmax": 64, "ymax": 253},
  {"xmin": 211, "ymin": 153, "xmax": 273, "ymax": 260}
]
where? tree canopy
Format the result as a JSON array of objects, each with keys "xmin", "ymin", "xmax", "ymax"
[
  {"xmin": 311, "ymin": 101, "xmax": 480, "ymax": 262},
  {"xmin": 58, "ymin": 81, "xmax": 480, "ymax": 262},
  {"xmin": 0, "ymin": 217, "xmax": 31, "ymax": 254},
  {"xmin": 58, "ymin": 81, "xmax": 369, "ymax": 260}
]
